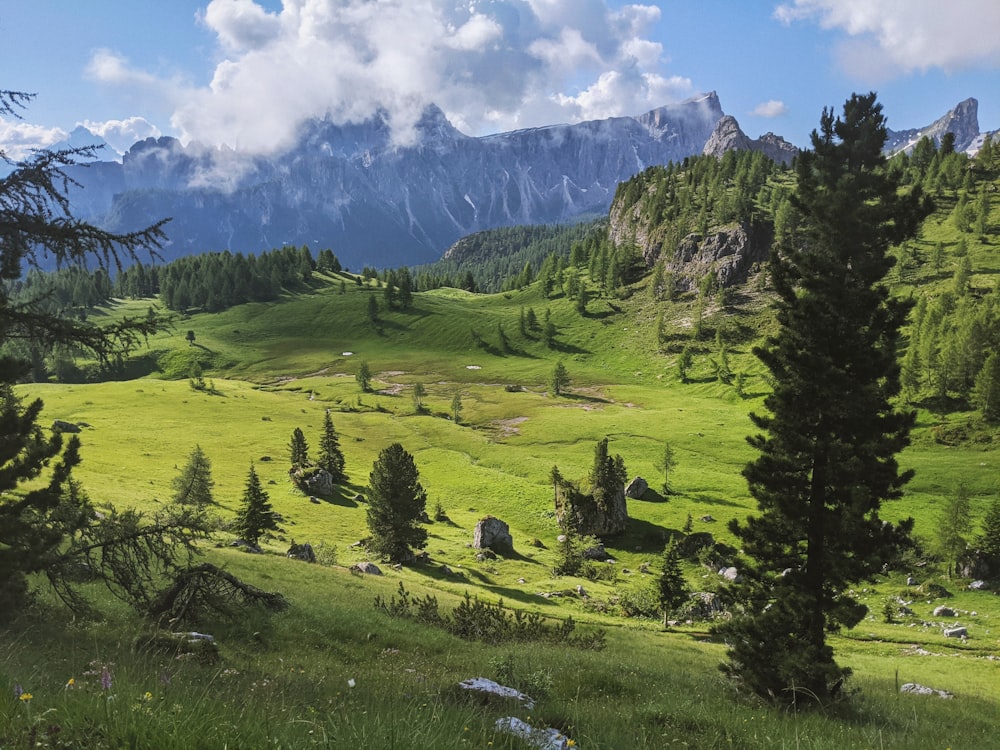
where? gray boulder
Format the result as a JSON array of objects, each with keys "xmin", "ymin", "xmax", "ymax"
[
  {"xmin": 351, "ymin": 562, "xmax": 383, "ymax": 576},
  {"xmin": 944, "ymin": 626, "xmax": 967, "ymax": 638},
  {"xmin": 52, "ymin": 419, "xmax": 81, "ymax": 433},
  {"xmin": 286, "ymin": 542, "xmax": 316, "ymax": 563},
  {"xmin": 933, "ymin": 605, "xmax": 955, "ymax": 617},
  {"xmin": 290, "ymin": 466, "xmax": 335, "ymax": 497},
  {"xmin": 473, "ymin": 516, "xmax": 513, "ymax": 553},
  {"xmin": 624, "ymin": 476, "xmax": 648, "ymax": 499}
]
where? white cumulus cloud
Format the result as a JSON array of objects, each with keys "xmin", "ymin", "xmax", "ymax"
[
  {"xmin": 80, "ymin": 117, "xmax": 163, "ymax": 154},
  {"xmin": 0, "ymin": 119, "xmax": 66, "ymax": 161},
  {"xmin": 84, "ymin": 0, "xmax": 688, "ymax": 153},
  {"xmin": 751, "ymin": 99, "xmax": 788, "ymax": 118},
  {"xmin": 774, "ymin": 0, "xmax": 1000, "ymax": 76}
]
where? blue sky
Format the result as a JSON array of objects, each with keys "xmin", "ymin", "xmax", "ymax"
[{"xmin": 3, "ymin": 0, "xmax": 1000, "ymax": 158}]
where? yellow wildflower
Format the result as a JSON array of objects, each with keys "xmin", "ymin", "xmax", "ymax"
[{"xmin": 19, "ymin": 692, "xmax": 32, "ymax": 702}]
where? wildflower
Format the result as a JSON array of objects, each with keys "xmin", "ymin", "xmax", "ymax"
[
  {"xmin": 347, "ymin": 678, "xmax": 356, "ymax": 688},
  {"xmin": 100, "ymin": 666, "xmax": 112, "ymax": 691},
  {"xmin": 13, "ymin": 683, "xmax": 23, "ymax": 697},
  {"xmin": 143, "ymin": 691, "xmax": 153, "ymax": 702},
  {"xmin": 567, "ymin": 740, "xmax": 577, "ymax": 747},
  {"xmin": 19, "ymin": 692, "xmax": 33, "ymax": 703},
  {"xmin": 66, "ymin": 678, "xmax": 75, "ymax": 689}
]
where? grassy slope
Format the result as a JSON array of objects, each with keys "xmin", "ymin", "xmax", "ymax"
[{"xmin": 7, "ymin": 177, "xmax": 1000, "ymax": 746}]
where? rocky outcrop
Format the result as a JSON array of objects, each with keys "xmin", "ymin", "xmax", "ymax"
[
  {"xmin": 702, "ymin": 115, "xmax": 798, "ymax": 165},
  {"xmin": 473, "ymin": 516, "xmax": 513, "ymax": 553},
  {"xmin": 555, "ymin": 485, "xmax": 629, "ymax": 538},
  {"xmin": 669, "ymin": 222, "xmax": 770, "ymax": 291}
]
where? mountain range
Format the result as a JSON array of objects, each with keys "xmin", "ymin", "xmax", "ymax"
[{"xmin": 61, "ymin": 93, "xmax": 995, "ymax": 270}]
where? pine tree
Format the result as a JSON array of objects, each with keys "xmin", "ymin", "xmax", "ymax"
[
  {"xmin": 656, "ymin": 442, "xmax": 677, "ymax": 495},
  {"xmin": 233, "ymin": 464, "xmax": 277, "ymax": 549},
  {"xmin": 973, "ymin": 351, "xmax": 1000, "ymax": 422},
  {"xmin": 0, "ymin": 91, "xmax": 168, "ymax": 615},
  {"xmin": 172, "ymin": 445, "xmax": 215, "ymax": 507},
  {"xmin": 658, "ymin": 538, "xmax": 688, "ymax": 628},
  {"xmin": 365, "ymin": 443, "xmax": 428, "ymax": 562},
  {"xmin": 288, "ymin": 427, "xmax": 310, "ymax": 467},
  {"xmin": 318, "ymin": 411, "xmax": 346, "ymax": 482},
  {"xmin": 356, "ymin": 360, "xmax": 373, "ymax": 392},
  {"xmin": 550, "ymin": 360, "xmax": 570, "ymax": 396},
  {"xmin": 936, "ymin": 483, "xmax": 972, "ymax": 577},
  {"xmin": 450, "ymin": 392, "xmax": 463, "ymax": 424},
  {"xmin": 975, "ymin": 498, "xmax": 1000, "ymax": 561},
  {"xmin": 715, "ymin": 93, "xmax": 930, "ymax": 704},
  {"xmin": 412, "ymin": 382, "xmax": 426, "ymax": 411}
]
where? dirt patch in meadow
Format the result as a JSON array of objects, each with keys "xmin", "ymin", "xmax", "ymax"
[{"xmin": 492, "ymin": 416, "xmax": 528, "ymax": 438}]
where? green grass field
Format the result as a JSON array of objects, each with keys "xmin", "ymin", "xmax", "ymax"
[{"xmin": 5, "ymin": 264, "xmax": 1000, "ymax": 748}]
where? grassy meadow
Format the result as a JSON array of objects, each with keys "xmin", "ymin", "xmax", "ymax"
[{"xmin": 4, "ymin": 262, "xmax": 1000, "ymax": 748}]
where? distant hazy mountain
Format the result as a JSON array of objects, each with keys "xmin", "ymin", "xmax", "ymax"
[
  {"xmin": 65, "ymin": 94, "xmax": 725, "ymax": 268},
  {"xmin": 62, "ymin": 94, "xmax": 994, "ymax": 269}
]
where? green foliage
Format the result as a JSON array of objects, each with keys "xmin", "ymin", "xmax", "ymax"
[
  {"xmin": 655, "ymin": 441, "xmax": 677, "ymax": 495},
  {"xmin": 976, "ymin": 497, "xmax": 1000, "ymax": 560},
  {"xmin": 450, "ymin": 391, "xmax": 463, "ymax": 424},
  {"xmin": 288, "ymin": 427, "xmax": 309, "ymax": 467},
  {"xmin": 318, "ymin": 411, "xmax": 346, "ymax": 482},
  {"xmin": 589, "ymin": 437, "xmax": 626, "ymax": 506},
  {"xmin": 717, "ymin": 93, "xmax": 928, "ymax": 704},
  {"xmin": 411, "ymin": 382, "xmax": 426, "ymax": 411},
  {"xmin": 549, "ymin": 360, "xmax": 570, "ymax": 396},
  {"xmin": 375, "ymin": 581, "xmax": 606, "ymax": 649},
  {"xmin": 936, "ymin": 482, "xmax": 973, "ymax": 575},
  {"xmin": 658, "ymin": 538, "xmax": 688, "ymax": 626},
  {"xmin": 232, "ymin": 464, "xmax": 277, "ymax": 548},
  {"xmin": 171, "ymin": 445, "xmax": 215, "ymax": 507},
  {"xmin": 356, "ymin": 360, "xmax": 372, "ymax": 392},
  {"xmin": 365, "ymin": 443, "xmax": 427, "ymax": 562}
]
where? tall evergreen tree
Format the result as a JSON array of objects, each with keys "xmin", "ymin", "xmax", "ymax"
[
  {"xmin": 658, "ymin": 538, "xmax": 688, "ymax": 628},
  {"xmin": 171, "ymin": 445, "xmax": 215, "ymax": 507},
  {"xmin": 716, "ymin": 93, "xmax": 931, "ymax": 704},
  {"xmin": 288, "ymin": 427, "xmax": 310, "ymax": 467},
  {"xmin": 365, "ymin": 443, "xmax": 428, "ymax": 562},
  {"xmin": 233, "ymin": 464, "xmax": 277, "ymax": 548},
  {"xmin": 0, "ymin": 90, "xmax": 168, "ymax": 614},
  {"xmin": 318, "ymin": 411, "xmax": 346, "ymax": 482},
  {"xmin": 936, "ymin": 482, "xmax": 972, "ymax": 577}
]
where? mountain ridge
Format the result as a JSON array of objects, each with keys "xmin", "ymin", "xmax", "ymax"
[{"xmin": 62, "ymin": 94, "xmax": 995, "ymax": 269}]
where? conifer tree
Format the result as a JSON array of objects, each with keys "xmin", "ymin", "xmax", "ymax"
[
  {"xmin": 172, "ymin": 445, "xmax": 215, "ymax": 507},
  {"xmin": 936, "ymin": 483, "xmax": 972, "ymax": 577},
  {"xmin": 365, "ymin": 443, "xmax": 427, "ymax": 562},
  {"xmin": 658, "ymin": 538, "xmax": 688, "ymax": 628},
  {"xmin": 975, "ymin": 498, "xmax": 1000, "ymax": 561},
  {"xmin": 0, "ymin": 90, "xmax": 168, "ymax": 614},
  {"xmin": 550, "ymin": 360, "xmax": 570, "ymax": 396},
  {"xmin": 233, "ymin": 464, "xmax": 277, "ymax": 548},
  {"xmin": 318, "ymin": 411, "xmax": 346, "ymax": 482},
  {"xmin": 288, "ymin": 427, "xmax": 309, "ymax": 467},
  {"xmin": 716, "ymin": 93, "xmax": 931, "ymax": 704}
]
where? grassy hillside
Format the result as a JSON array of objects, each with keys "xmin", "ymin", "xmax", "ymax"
[
  {"xmin": 6, "ymin": 252, "xmax": 1000, "ymax": 746},
  {"xmin": 5, "ymin": 140, "xmax": 1000, "ymax": 747}
]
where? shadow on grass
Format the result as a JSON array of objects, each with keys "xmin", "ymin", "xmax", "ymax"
[
  {"xmin": 607, "ymin": 517, "xmax": 680, "ymax": 555},
  {"xmin": 689, "ymin": 492, "xmax": 742, "ymax": 508},
  {"xmin": 561, "ymin": 391, "xmax": 612, "ymax": 405}
]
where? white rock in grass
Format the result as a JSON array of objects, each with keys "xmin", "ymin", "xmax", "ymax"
[
  {"xmin": 495, "ymin": 716, "xmax": 575, "ymax": 750},
  {"xmin": 458, "ymin": 677, "xmax": 535, "ymax": 709},
  {"xmin": 900, "ymin": 682, "xmax": 953, "ymax": 699}
]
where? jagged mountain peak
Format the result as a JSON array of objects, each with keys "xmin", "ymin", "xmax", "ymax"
[
  {"xmin": 702, "ymin": 114, "xmax": 798, "ymax": 165},
  {"xmin": 885, "ymin": 97, "xmax": 980, "ymax": 155}
]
